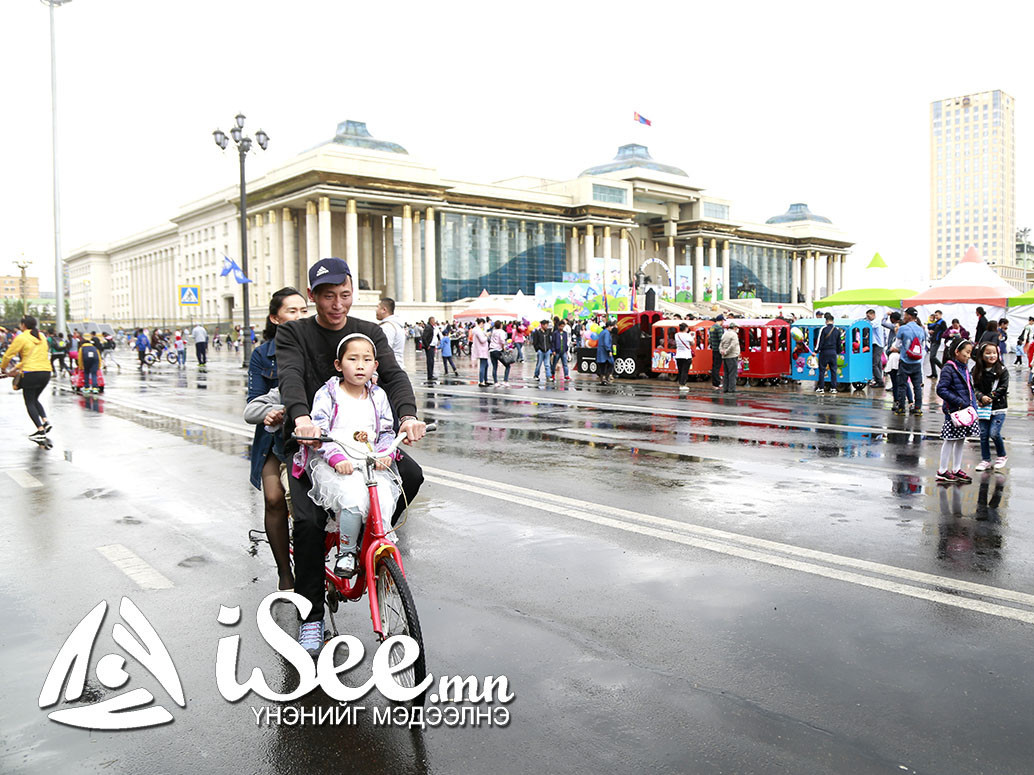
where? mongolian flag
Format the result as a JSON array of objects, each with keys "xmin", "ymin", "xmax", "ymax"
[{"xmin": 633, "ymin": 112, "xmax": 652, "ymax": 126}]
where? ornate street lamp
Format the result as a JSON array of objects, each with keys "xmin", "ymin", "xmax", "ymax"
[{"xmin": 212, "ymin": 113, "xmax": 268, "ymax": 363}]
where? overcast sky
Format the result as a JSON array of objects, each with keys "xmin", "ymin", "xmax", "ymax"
[{"xmin": 2, "ymin": 0, "xmax": 1029, "ymax": 292}]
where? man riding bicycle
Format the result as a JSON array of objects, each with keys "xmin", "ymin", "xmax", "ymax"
[{"xmin": 277, "ymin": 257, "xmax": 427, "ymax": 655}]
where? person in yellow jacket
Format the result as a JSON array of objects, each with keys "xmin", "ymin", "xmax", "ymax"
[{"xmin": 1, "ymin": 315, "xmax": 53, "ymax": 441}]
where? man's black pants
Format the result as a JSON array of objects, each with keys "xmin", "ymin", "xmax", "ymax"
[
  {"xmin": 195, "ymin": 341, "xmax": 208, "ymax": 365},
  {"xmin": 289, "ymin": 449, "xmax": 424, "ymax": 623},
  {"xmin": 424, "ymin": 348, "xmax": 435, "ymax": 381},
  {"xmin": 710, "ymin": 355, "xmax": 722, "ymax": 387},
  {"xmin": 817, "ymin": 354, "xmax": 838, "ymax": 390}
]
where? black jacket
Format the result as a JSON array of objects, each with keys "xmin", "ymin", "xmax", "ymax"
[
  {"xmin": 532, "ymin": 328, "xmax": 552, "ymax": 352},
  {"xmin": 816, "ymin": 324, "xmax": 842, "ymax": 355},
  {"xmin": 927, "ymin": 319, "xmax": 947, "ymax": 347},
  {"xmin": 421, "ymin": 324, "xmax": 436, "ymax": 348},
  {"xmin": 276, "ymin": 315, "xmax": 416, "ymax": 453},
  {"xmin": 973, "ymin": 365, "xmax": 1009, "ymax": 411}
]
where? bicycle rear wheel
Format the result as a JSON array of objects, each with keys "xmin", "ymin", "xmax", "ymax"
[{"xmin": 375, "ymin": 556, "xmax": 427, "ymax": 702}]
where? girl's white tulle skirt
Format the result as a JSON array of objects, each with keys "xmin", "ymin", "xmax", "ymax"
[{"xmin": 307, "ymin": 456, "xmax": 401, "ymax": 524}]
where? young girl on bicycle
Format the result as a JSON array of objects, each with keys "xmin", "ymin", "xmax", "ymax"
[{"xmin": 293, "ymin": 333, "xmax": 401, "ymax": 576}]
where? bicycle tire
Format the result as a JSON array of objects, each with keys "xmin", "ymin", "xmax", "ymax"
[
  {"xmin": 166, "ymin": 350, "xmax": 177, "ymax": 364},
  {"xmin": 375, "ymin": 556, "xmax": 427, "ymax": 703}
]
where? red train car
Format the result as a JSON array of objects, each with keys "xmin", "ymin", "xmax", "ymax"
[{"xmin": 730, "ymin": 318, "xmax": 791, "ymax": 384}]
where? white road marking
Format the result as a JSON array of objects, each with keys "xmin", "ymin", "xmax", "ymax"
[
  {"xmin": 96, "ymin": 544, "xmax": 174, "ymax": 590},
  {"xmin": 84, "ymin": 392, "xmax": 252, "ymax": 439},
  {"xmin": 423, "ymin": 384, "xmax": 1033, "ymax": 443},
  {"xmin": 423, "ymin": 466, "xmax": 1034, "ymax": 624},
  {"xmin": 5, "ymin": 469, "xmax": 43, "ymax": 489}
]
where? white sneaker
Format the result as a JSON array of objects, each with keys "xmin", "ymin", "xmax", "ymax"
[
  {"xmin": 974, "ymin": 460, "xmax": 992, "ymax": 472},
  {"xmin": 993, "ymin": 456, "xmax": 1008, "ymax": 470},
  {"xmin": 679, "ymin": 385, "xmax": 689, "ymax": 392},
  {"xmin": 830, "ymin": 388, "xmax": 838, "ymax": 394},
  {"xmin": 334, "ymin": 552, "xmax": 357, "ymax": 578}
]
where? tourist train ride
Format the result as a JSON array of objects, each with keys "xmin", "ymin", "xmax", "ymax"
[{"xmin": 789, "ymin": 317, "xmax": 873, "ymax": 390}]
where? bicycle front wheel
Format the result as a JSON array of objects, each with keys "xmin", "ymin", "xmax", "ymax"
[
  {"xmin": 375, "ymin": 556, "xmax": 427, "ymax": 702},
  {"xmin": 166, "ymin": 350, "xmax": 177, "ymax": 364}
]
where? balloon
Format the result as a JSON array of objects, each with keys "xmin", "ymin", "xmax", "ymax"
[
  {"xmin": 589, "ymin": 323, "xmax": 602, "ymax": 334},
  {"xmin": 791, "ymin": 327, "xmax": 804, "ymax": 342}
]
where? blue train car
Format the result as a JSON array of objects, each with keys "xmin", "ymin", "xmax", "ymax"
[{"xmin": 789, "ymin": 318, "xmax": 874, "ymax": 389}]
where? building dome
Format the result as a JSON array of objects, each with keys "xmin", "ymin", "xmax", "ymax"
[
  {"xmin": 765, "ymin": 203, "xmax": 832, "ymax": 224},
  {"xmin": 328, "ymin": 120, "xmax": 408, "ymax": 154},
  {"xmin": 580, "ymin": 143, "xmax": 688, "ymax": 177}
]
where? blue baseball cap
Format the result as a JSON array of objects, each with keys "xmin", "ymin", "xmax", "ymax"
[{"xmin": 308, "ymin": 257, "xmax": 351, "ymax": 290}]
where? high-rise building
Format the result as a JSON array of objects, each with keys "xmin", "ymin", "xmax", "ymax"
[{"xmin": 929, "ymin": 89, "xmax": 1016, "ymax": 280}]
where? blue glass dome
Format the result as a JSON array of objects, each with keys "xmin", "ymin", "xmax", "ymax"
[
  {"xmin": 581, "ymin": 143, "xmax": 687, "ymax": 177},
  {"xmin": 329, "ymin": 120, "xmax": 408, "ymax": 154},
  {"xmin": 766, "ymin": 203, "xmax": 832, "ymax": 224}
]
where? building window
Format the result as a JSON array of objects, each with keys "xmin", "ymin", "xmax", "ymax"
[
  {"xmin": 702, "ymin": 202, "xmax": 730, "ymax": 220},
  {"xmin": 591, "ymin": 184, "xmax": 626, "ymax": 205}
]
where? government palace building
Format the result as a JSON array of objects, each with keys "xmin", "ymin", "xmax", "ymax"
[{"xmin": 66, "ymin": 119, "xmax": 853, "ymax": 326}]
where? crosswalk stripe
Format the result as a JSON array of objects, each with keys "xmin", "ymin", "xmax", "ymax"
[
  {"xmin": 96, "ymin": 544, "xmax": 174, "ymax": 590},
  {"xmin": 5, "ymin": 469, "xmax": 43, "ymax": 489}
]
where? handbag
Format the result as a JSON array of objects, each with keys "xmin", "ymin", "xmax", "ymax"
[
  {"xmin": 947, "ymin": 362, "xmax": 977, "ymax": 427},
  {"xmin": 500, "ymin": 347, "xmax": 517, "ymax": 365}
]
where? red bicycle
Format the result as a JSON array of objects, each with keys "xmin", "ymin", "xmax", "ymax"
[{"xmin": 292, "ymin": 422, "xmax": 436, "ymax": 698}]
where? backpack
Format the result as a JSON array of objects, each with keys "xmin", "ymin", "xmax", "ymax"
[{"xmin": 906, "ymin": 335, "xmax": 923, "ymax": 360}]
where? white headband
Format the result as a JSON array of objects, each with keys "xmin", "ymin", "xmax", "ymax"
[{"xmin": 336, "ymin": 333, "xmax": 377, "ymax": 359}]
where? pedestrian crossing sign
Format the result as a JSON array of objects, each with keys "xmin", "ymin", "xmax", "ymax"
[{"xmin": 178, "ymin": 285, "xmax": 201, "ymax": 306}]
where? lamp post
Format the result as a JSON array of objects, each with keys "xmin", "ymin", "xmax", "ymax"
[
  {"xmin": 42, "ymin": 0, "xmax": 72, "ymax": 336},
  {"xmin": 212, "ymin": 114, "xmax": 268, "ymax": 364}
]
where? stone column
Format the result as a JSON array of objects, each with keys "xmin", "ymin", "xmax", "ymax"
[
  {"xmin": 413, "ymin": 210, "xmax": 422, "ymax": 299},
  {"xmin": 835, "ymin": 255, "xmax": 844, "ymax": 293},
  {"xmin": 619, "ymin": 229, "xmax": 630, "ymax": 286},
  {"xmin": 384, "ymin": 216, "xmax": 396, "ymax": 299},
  {"xmin": 372, "ymin": 215, "xmax": 385, "ymax": 293},
  {"xmin": 584, "ymin": 224, "xmax": 594, "ymax": 275},
  {"xmin": 282, "ymin": 208, "xmax": 297, "ymax": 293},
  {"xmin": 359, "ymin": 213, "xmax": 374, "ymax": 295},
  {"xmin": 665, "ymin": 237, "xmax": 676, "ymax": 292},
  {"xmin": 305, "ymin": 201, "xmax": 319, "ymax": 279},
  {"xmin": 569, "ymin": 227, "xmax": 579, "ymax": 274},
  {"xmin": 602, "ymin": 225, "xmax": 612, "ymax": 261},
  {"xmin": 825, "ymin": 255, "xmax": 834, "ymax": 299},
  {"xmin": 791, "ymin": 251, "xmax": 801, "ymax": 304},
  {"xmin": 253, "ymin": 213, "xmax": 265, "ymax": 304},
  {"xmin": 345, "ymin": 199, "xmax": 359, "ymax": 280},
  {"xmin": 318, "ymin": 196, "xmax": 332, "ymax": 261},
  {"xmin": 424, "ymin": 206, "xmax": 437, "ymax": 302},
  {"xmin": 268, "ymin": 209, "xmax": 283, "ymax": 291},
  {"xmin": 721, "ymin": 240, "xmax": 731, "ymax": 302},
  {"xmin": 708, "ymin": 238, "xmax": 718, "ymax": 299},
  {"xmin": 693, "ymin": 237, "xmax": 704, "ymax": 302},
  {"xmin": 803, "ymin": 251, "xmax": 814, "ymax": 304},
  {"xmin": 813, "ymin": 253, "xmax": 823, "ymax": 300},
  {"xmin": 401, "ymin": 205, "xmax": 414, "ymax": 302}
]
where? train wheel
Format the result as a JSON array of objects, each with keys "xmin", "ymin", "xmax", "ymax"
[{"xmin": 589, "ymin": 362, "xmax": 598, "ymax": 373}]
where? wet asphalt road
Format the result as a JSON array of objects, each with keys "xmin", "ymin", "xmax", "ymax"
[{"xmin": 2, "ymin": 343, "xmax": 1034, "ymax": 775}]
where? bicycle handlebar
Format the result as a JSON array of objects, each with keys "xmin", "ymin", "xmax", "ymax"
[{"xmin": 292, "ymin": 421, "xmax": 437, "ymax": 461}]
